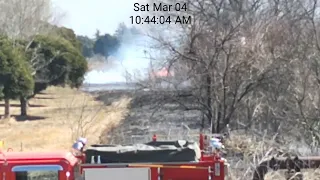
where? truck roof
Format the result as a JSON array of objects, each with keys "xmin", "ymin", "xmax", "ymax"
[{"xmin": 0, "ymin": 151, "xmax": 78, "ymax": 165}]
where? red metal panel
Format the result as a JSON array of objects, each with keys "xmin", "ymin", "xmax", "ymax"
[
  {"xmin": 150, "ymin": 167, "xmax": 158, "ymax": 180},
  {"xmin": 212, "ymin": 160, "xmax": 225, "ymax": 180},
  {"xmin": 161, "ymin": 167, "xmax": 209, "ymax": 180}
]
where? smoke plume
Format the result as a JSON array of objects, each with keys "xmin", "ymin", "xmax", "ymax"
[{"xmin": 84, "ymin": 27, "xmax": 151, "ymax": 84}]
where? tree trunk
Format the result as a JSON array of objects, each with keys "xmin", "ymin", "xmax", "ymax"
[
  {"xmin": 4, "ymin": 98, "xmax": 10, "ymax": 118},
  {"xmin": 20, "ymin": 97, "xmax": 28, "ymax": 116},
  {"xmin": 201, "ymin": 112, "xmax": 205, "ymax": 132},
  {"xmin": 205, "ymin": 75, "xmax": 215, "ymax": 133},
  {"xmin": 216, "ymin": 104, "xmax": 222, "ymax": 133}
]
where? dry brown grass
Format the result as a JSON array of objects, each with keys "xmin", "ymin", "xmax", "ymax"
[
  {"xmin": 0, "ymin": 86, "xmax": 131, "ymax": 151},
  {"xmin": 228, "ymin": 165, "xmax": 320, "ymax": 180},
  {"xmin": 225, "ymin": 133, "xmax": 320, "ymax": 180}
]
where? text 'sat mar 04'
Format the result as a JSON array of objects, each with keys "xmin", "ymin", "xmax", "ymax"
[{"xmin": 130, "ymin": 2, "xmax": 192, "ymax": 25}]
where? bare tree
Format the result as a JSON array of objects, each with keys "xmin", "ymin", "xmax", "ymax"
[
  {"xmin": 141, "ymin": 0, "xmax": 274, "ymax": 133},
  {"xmin": 0, "ymin": 0, "xmax": 62, "ymax": 38},
  {"xmin": 136, "ymin": 0, "xmax": 320, "ymax": 141}
]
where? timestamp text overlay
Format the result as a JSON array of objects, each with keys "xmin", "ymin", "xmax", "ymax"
[{"xmin": 130, "ymin": 2, "xmax": 192, "ymax": 25}]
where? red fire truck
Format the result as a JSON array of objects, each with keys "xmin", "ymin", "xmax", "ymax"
[{"xmin": 0, "ymin": 134, "xmax": 228, "ymax": 180}]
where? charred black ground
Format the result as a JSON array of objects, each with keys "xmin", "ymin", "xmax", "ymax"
[{"xmin": 90, "ymin": 88, "xmax": 207, "ymax": 144}]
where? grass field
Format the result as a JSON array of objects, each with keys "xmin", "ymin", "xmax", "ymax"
[
  {"xmin": 0, "ymin": 86, "xmax": 131, "ymax": 151},
  {"xmin": 0, "ymin": 86, "xmax": 319, "ymax": 179}
]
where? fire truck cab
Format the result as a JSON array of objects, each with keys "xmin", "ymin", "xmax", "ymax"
[{"xmin": 0, "ymin": 151, "xmax": 78, "ymax": 179}]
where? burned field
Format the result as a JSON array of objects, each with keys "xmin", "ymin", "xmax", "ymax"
[{"xmin": 93, "ymin": 89, "xmax": 206, "ymax": 144}]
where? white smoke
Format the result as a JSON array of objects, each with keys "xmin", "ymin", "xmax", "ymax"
[{"xmin": 84, "ymin": 30, "xmax": 152, "ymax": 84}]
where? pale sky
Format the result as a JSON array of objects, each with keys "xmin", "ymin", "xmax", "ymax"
[{"xmin": 52, "ymin": 0, "xmax": 141, "ymax": 37}]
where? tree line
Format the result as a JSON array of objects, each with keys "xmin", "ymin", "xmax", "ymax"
[
  {"xmin": 0, "ymin": 0, "xmax": 140, "ymax": 119},
  {"xmin": 0, "ymin": 0, "xmax": 87, "ymax": 118},
  {"xmin": 77, "ymin": 23, "xmax": 141, "ymax": 59}
]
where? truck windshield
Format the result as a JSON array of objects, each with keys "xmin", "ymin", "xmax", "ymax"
[
  {"xmin": 12, "ymin": 165, "xmax": 62, "ymax": 180},
  {"xmin": 16, "ymin": 171, "xmax": 58, "ymax": 180}
]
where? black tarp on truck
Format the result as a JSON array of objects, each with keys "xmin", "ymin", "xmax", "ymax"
[{"xmin": 85, "ymin": 140, "xmax": 201, "ymax": 163}]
